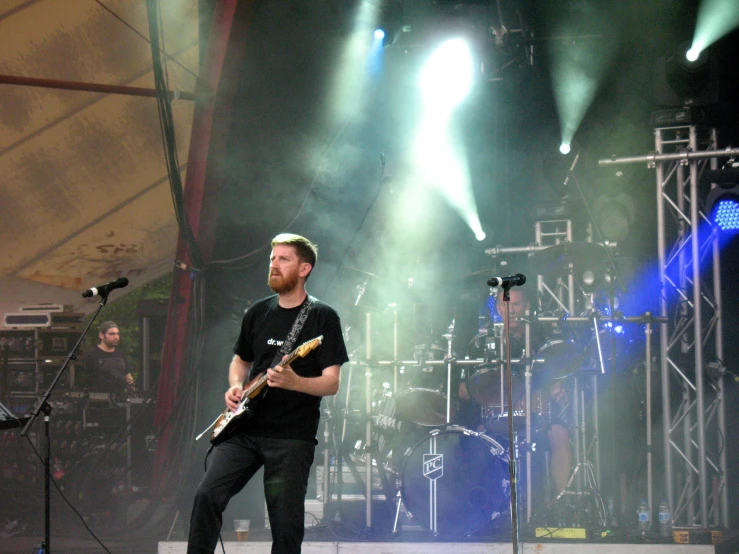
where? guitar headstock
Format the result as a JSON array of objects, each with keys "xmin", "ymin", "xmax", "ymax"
[{"xmin": 296, "ymin": 335, "xmax": 323, "ymax": 358}]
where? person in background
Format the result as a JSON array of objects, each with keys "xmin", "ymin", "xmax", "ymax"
[{"xmin": 80, "ymin": 321, "xmax": 135, "ymax": 393}]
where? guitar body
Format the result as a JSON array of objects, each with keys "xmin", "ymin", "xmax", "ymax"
[
  {"xmin": 207, "ymin": 336, "xmax": 323, "ymax": 445},
  {"xmin": 209, "ymin": 372, "xmax": 269, "ymax": 446}
]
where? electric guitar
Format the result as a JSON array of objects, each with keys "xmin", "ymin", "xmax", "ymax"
[{"xmin": 200, "ymin": 336, "xmax": 323, "ymax": 446}]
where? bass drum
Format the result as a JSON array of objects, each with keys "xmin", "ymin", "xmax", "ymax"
[{"xmin": 400, "ymin": 427, "xmax": 509, "ymax": 535}]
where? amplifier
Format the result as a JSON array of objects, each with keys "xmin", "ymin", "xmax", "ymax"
[
  {"xmin": 38, "ymin": 330, "xmax": 82, "ymax": 360},
  {"xmin": 3, "ymin": 362, "xmax": 37, "ymax": 392},
  {"xmin": 3, "ymin": 312, "xmax": 84, "ymax": 329},
  {"xmin": 4, "ymin": 312, "xmax": 52, "ymax": 328},
  {"xmin": 0, "ymin": 330, "xmax": 36, "ymax": 359}
]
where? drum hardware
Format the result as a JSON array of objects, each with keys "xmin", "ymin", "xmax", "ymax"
[{"xmin": 551, "ymin": 461, "xmax": 608, "ymax": 528}]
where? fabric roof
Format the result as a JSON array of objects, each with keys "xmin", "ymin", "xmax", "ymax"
[{"xmin": 0, "ymin": 0, "xmax": 199, "ymax": 317}]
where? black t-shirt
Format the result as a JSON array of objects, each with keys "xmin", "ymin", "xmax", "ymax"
[
  {"xmin": 79, "ymin": 346, "xmax": 128, "ymax": 391},
  {"xmin": 233, "ymin": 294, "xmax": 349, "ymax": 442}
]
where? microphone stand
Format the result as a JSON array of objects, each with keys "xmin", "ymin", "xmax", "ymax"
[
  {"xmin": 500, "ymin": 285, "xmax": 520, "ymax": 554},
  {"xmin": 20, "ymin": 292, "xmax": 113, "ymax": 554}
]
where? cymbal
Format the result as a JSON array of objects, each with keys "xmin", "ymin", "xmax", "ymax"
[{"xmin": 532, "ymin": 242, "xmax": 608, "ymax": 274}]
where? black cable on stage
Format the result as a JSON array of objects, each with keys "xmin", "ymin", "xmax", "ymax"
[{"xmin": 23, "ymin": 435, "xmax": 113, "ymax": 554}]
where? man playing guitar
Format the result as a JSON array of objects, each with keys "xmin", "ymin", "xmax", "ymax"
[{"xmin": 187, "ymin": 233, "xmax": 349, "ymax": 554}]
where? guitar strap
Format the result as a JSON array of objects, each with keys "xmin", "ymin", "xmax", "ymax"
[{"xmin": 270, "ymin": 295, "xmax": 315, "ymax": 367}]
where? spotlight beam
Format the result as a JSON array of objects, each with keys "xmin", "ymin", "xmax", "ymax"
[
  {"xmin": 413, "ymin": 38, "xmax": 484, "ymax": 241},
  {"xmin": 691, "ymin": 0, "xmax": 739, "ymax": 59}
]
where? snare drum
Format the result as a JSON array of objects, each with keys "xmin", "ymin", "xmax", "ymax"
[{"xmin": 400, "ymin": 427, "xmax": 509, "ymax": 535}]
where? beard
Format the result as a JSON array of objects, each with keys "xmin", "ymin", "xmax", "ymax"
[{"xmin": 268, "ymin": 270, "xmax": 299, "ymax": 294}]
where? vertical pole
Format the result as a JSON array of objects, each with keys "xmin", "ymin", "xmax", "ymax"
[
  {"xmin": 656, "ymin": 128, "xmax": 674, "ymax": 518},
  {"xmin": 689, "ymin": 126, "xmax": 709, "ymax": 527},
  {"xmin": 645, "ymin": 318, "xmax": 653, "ymax": 518},
  {"xmin": 709, "ymin": 129, "xmax": 729, "ymax": 528}
]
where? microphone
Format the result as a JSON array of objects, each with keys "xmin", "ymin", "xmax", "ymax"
[
  {"xmin": 82, "ymin": 277, "xmax": 129, "ymax": 298},
  {"xmin": 487, "ymin": 274, "xmax": 526, "ymax": 288},
  {"xmin": 562, "ymin": 151, "xmax": 580, "ymax": 187}
]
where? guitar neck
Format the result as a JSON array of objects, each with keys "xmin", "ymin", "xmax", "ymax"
[{"xmin": 242, "ymin": 346, "xmax": 303, "ymax": 394}]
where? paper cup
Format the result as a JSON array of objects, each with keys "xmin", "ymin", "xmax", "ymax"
[{"xmin": 234, "ymin": 519, "xmax": 250, "ymax": 540}]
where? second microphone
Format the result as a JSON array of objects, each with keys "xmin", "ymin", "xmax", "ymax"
[{"xmin": 487, "ymin": 273, "xmax": 526, "ymax": 288}]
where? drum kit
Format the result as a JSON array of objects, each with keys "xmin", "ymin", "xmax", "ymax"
[{"xmin": 323, "ymin": 242, "xmax": 648, "ymax": 536}]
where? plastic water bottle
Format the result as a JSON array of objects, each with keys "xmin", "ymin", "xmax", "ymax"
[
  {"xmin": 637, "ymin": 499, "xmax": 650, "ymax": 532},
  {"xmin": 658, "ymin": 499, "xmax": 673, "ymax": 538}
]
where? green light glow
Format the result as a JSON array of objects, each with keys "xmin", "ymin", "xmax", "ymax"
[
  {"xmin": 692, "ymin": 0, "xmax": 739, "ymax": 57},
  {"xmin": 325, "ymin": 1, "xmax": 379, "ymax": 125},
  {"xmin": 547, "ymin": 4, "xmax": 616, "ymax": 149}
]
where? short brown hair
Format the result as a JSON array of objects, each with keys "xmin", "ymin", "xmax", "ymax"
[
  {"xmin": 99, "ymin": 321, "xmax": 119, "ymax": 335},
  {"xmin": 271, "ymin": 233, "xmax": 318, "ymax": 271}
]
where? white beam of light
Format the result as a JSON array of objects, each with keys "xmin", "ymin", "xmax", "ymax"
[
  {"xmin": 548, "ymin": 5, "xmax": 616, "ymax": 150},
  {"xmin": 691, "ymin": 0, "xmax": 739, "ymax": 60},
  {"xmin": 419, "ymin": 38, "xmax": 474, "ymax": 108},
  {"xmin": 325, "ymin": 1, "xmax": 380, "ymax": 125},
  {"xmin": 413, "ymin": 39, "xmax": 484, "ymax": 242}
]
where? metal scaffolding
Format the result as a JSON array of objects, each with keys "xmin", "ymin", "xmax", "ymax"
[{"xmin": 600, "ymin": 126, "xmax": 739, "ymax": 528}]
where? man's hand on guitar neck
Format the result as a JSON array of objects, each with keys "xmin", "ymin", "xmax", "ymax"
[{"xmin": 267, "ymin": 362, "xmax": 301, "ymax": 391}]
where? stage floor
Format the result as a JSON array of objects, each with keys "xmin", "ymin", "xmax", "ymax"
[{"xmin": 157, "ymin": 541, "xmax": 715, "ymax": 553}]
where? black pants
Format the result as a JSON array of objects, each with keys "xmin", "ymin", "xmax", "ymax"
[{"xmin": 187, "ymin": 434, "xmax": 315, "ymax": 554}]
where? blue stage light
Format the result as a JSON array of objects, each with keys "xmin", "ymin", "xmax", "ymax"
[
  {"xmin": 374, "ymin": 28, "xmax": 385, "ymax": 41},
  {"xmin": 713, "ymin": 198, "xmax": 739, "ymax": 232}
]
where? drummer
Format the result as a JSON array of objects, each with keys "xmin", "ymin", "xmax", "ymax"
[{"xmin": 458, "ymin": 287, "xmax": 572, "ymax": 499}]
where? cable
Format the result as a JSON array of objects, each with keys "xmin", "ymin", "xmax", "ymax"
[
  {"xmin": 23, "ymin": 435, "xmax": 113, "ymax": 554},
  {"xmin": 146, "ymin": 0, "xmax": 203, "ymax": 269},
  {"xmin": 94, "ymin": 0, "xmax": 200, "ymax": 81}
]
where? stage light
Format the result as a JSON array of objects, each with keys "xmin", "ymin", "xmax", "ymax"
[
  {"xmin": 690, "ymin": 0, "xmax": 739, "ymax": 67},
  {"xmin": 706, "ymin": 189, "xmax": 739, "ymax": 232},
  {"xmin": 702, "ymin": 168, "xmax": 739, "ymax": 233},
  {"xmin": 475, "ymin": 230, "xmax": 486, "ymax": 242},
  {"xmin": 419, "ymin": 38, "xmax": 474, "ymax": 107},
  {"xmin": 686, "ymin": 47, "xmax": 701, "ymax": 62},
  {"xmin": 560, "ymin": 143, "xmax": 571, "ymax": 155},
  {"xmin": 547, "ymin": 3, "xmax": 616, "ymax": 164},
  {"xmin": 656, "ymin": 42, "xmax": 718, "ymax": 106},
  {"xmin": 374, "ymin": 28, "xmax": 385, "ymax": 41}
]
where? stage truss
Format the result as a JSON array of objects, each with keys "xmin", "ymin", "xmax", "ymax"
[{"xmin": 602, "ymin": 125, "xmax": 739, "ymax": 529}]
